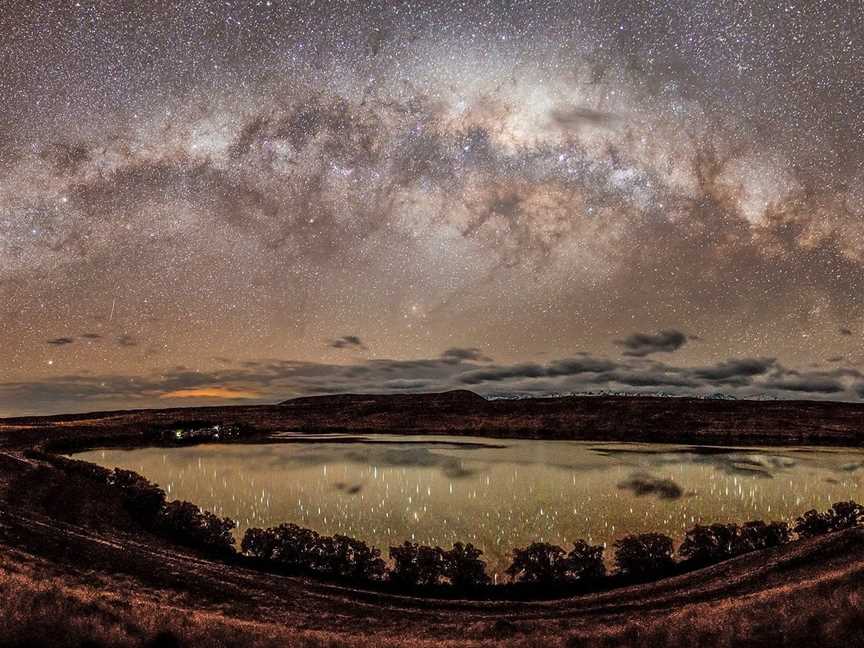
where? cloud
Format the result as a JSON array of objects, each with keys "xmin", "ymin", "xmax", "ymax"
[
  {"xmin": 440, "ymin": 347, "xmax": 492, "ymax": 363},
  {"xmin": 761, "ymin": 373, "xmax": 846, "ymax": 394},
  {"xmin": 546, "ymin": 357, "xmax": 618, "ymax": 375},
  {"xmin": 459, "ymin": 357, "xmax": 615, "ymax": 384},
  {"xmin": 46, "ymin": 337, "xmax": 75, "ymax": 346},
  {"xmin": 617, "ymin": 472, "xmax": 684, "ymax": 500},
  {"xmin": 691, "ymin": 358, "xmax": 775, "ymax": 382},
  {"xmin": 616, "ymin": 330, "xmax": 688, "ymax": 357},
  {"xmin": 329, "ymin": 335, "xmax": 367, "ymax": 350},
  {"xmin": 3, "ymin": 348, "xmax": 864, "ymax": 417},
  {"xmin": 159, "ymin": 387, "xmax": 263, "ymax": 400},
  {"xmin": 600, "ymin": 369, "xmax": 699, "ymax": 388},
  {"xmin": 459, "ymin": 363, "xmax": 547, "ymax": 384}
]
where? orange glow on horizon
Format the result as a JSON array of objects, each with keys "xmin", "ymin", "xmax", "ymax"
[{"xmin": 159, "ymin": 387, "xmax": 262, "ymax": 400}]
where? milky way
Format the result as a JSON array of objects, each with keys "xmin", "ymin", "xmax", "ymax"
[{"xmin": 1, "ymin": 1, "xmax": 863, "ymax": 416}]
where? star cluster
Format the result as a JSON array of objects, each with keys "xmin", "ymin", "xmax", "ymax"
[{"xmin": 1, "ymin": 1, "xmax": 862, "ymax": 415}]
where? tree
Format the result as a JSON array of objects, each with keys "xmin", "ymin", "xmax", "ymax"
[
  {"xmin": 678, "ymin": 524, "xmax": 739, "ymax": 567},
  {"xmin": 388, "ymin": 542, "xmax": 446, "ymax": 587},
  {"xmin": 566, "ymin": 540, "xmax": 606, "ymax": 581},
  {"xmin": 442, "ymin": 542, "xmax": 490, "ymax": 589},
  {"xmin": 108, "ymin": 468, "xmax": 167, "ymax": 523},
  {"xmin": 794, "ymin": 509, "xmax": 832, "ymax": 538},
  {"xmin": 506, "ymin": 542, "xmax": 569, "ymax": 584},
  {"xmin": 241, "ymin": 527, "xmax": 279, "ymax": 560},
  {"xmin": 795, "ymin": 501, "xmax": 864, "ymax": 538},
  {"xmin": 269, "ymin": 523, "xmax": 322, "ymax": 570},
  {"xmin": 317, "ymin": 534, "xmax": 386, "ymax": 581},
  {"xmin": 614, "ymin": 533, "xmax": 675, "ymax": 579},
  {"xmin": 679, "ymin": 521, "xmax": 792, "ymax": 568},
  {"xmin": 159, "ymin": 500, "xmax": 236, "ymax": 555},
  {"xmin": 829, "ymin": 501, "xmax": 864, "ymax": 530},
  {"xmin": 737, "ymin": 521, "xmax": 790, "ymax": 552}
]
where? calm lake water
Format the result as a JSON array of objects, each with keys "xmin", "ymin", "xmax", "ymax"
[{"xmin": 75, "ymin": 435, "xmax": 864, "ymax": 578}]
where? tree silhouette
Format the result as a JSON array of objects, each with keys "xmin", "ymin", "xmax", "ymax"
[
  {"xmin": 242, "ymin": 525, "xmax": 386, "ymax": 581},
  {"xmin": 506, "ymin": 542, "xmax": 569, "ymax": 584},
  {"xmin": 159, "ymin": 500, "xmax": 236, "ymax": 555},
  {"xmin": 266, "ymin": 523, "xmax": 321, "ymax": 569},
  {"xmin": 389, "ymin": 542, "xmax": 445, "ymax": 587},
  {"xmin": 794, "ymin": 509, "xmax": 833, "ymax": 538},
  {"xmin": 737, "ymin": 520, "xmax": 790, "ymax": 552},
  {"xmin": 241, "ymin": 527, "xmax": 280, "ymax": 560},
  {"xmin": 794, "ymin": 501, "xmax": 864, "ymax": 538},
  {"xmin": 442, "ymin": 542, "xmax": 490, "ymax": 589},
  {"xmin": 680, "ymin": 521, "xmax": 792, "ymax": 567},
  {"xmin": 614, "ymin": 533, "xmax": 675, "ymax": 578},
  {"xmin": 678, "ymin": 524, "xmax": 739, "ymax": 567},
  {"xmin": 566, "ymin": 539, "xmax": 606, "ymax": 581},
  {"xmin": 107, "ymin": 468, "xmax": 166, "ymax": 522},
  {"xmin": 829, "ymin": 501, "xmax": 864, "ymax": 530},
  {"xmin": 317, "ymin": 534, "xmax": 386, "ymax": 580}
]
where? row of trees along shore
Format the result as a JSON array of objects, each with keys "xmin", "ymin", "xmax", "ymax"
[{"xmin": 31, "ymin": 451, "xmax": 864, "ymax": 595}]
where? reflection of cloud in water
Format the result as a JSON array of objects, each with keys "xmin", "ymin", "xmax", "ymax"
[
  {"xmin": 334, "ymin": 482, "xmax": 363, "ymax": 495},
  {"xmin": 618, "ymin": 472, "xmax": 685, "ymax": 500},
  {"xmin": 840, "ymin": 462, "xmax": 864, "ymax": 473},
  {"xmin": 153, "ymin": 443, "xmax": 481, "ymax": 479},
  {"xmin": 351, "ymin": 448, "xmax": 477, "ymax": 479},
  {"xmin": 592, "ymin": 446, "xmax": 799, "ymax": 479},
  {"xmin": 290, "ymin": 445, "xmax": 479, "ymax": 479},
  {"xmin": 158, "ymin": 438, "xmax": 633, "ymax": 476}
]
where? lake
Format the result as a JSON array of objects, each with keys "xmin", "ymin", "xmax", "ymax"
[{"xmin": 74, "ymin": 435, "xmax": 864, "ymax": 579}]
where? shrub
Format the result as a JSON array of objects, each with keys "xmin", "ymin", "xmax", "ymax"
[
  {"xmin": 614, "ymin": 533, "xmax": 675, "ymax": 579},
  {"xmin": 506, "ymin": 542, "xmax": 569, "ymax": 584},
  {"xmin": 159, "ymin": 500, "xmax": 236, "ymax": 556},
  {"xmin": 442, "ymin": 542, "xmax": 490, "ymax": 589},
  {"xmin": 566, "ymin": 540, "xmax": 606, "ymax": 581},
  {"xmin": 389, "ymin": 542, "xmax": 446, "ymax": 587}
]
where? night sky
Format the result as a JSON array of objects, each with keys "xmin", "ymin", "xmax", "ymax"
[{"xmin": 1, "ymin": 1, "xmax": 862, "ymax": 416}]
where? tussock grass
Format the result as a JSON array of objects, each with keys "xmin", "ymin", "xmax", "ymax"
[{"xmin": 3, "ymin": 557, "xmax": 863, "ymax": 647}]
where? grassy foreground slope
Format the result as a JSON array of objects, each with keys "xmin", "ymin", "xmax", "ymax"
[{"xmin": 2, "ymin": 497, "xmax": 863, "ymax": 647}]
